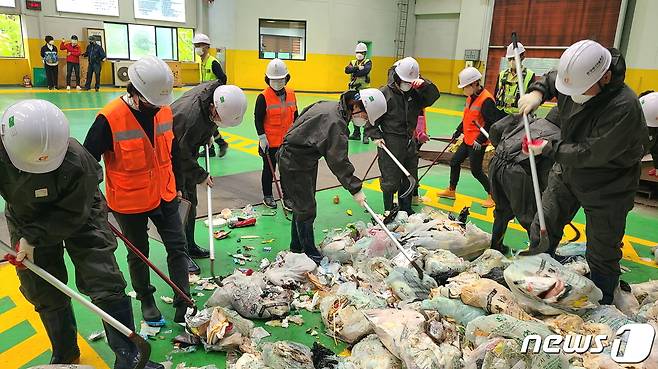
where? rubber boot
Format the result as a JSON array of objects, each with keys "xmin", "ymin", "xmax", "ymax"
[
  {"xmin": 437, "ymin": 187, "xmax": 456, "ymax": 199},
  {"xmin": 99, "ymin": 296, "xmax": 164, "ymax": 369},
  {"xmin": 218, "ymin": 141, "xmax": 228, "ymax": 158},
  {"xmin": 383, "ymin": 192, "xmax": 396, "ymax": 212},
  {"xmin": 140, "ymin": 295, "xmax": 165, "ymax": 327},
  {"xmin": 186, "ymin": 254, "xmax": 201, "ymax": 275},
  {"xmin": 39, "ymin": 304, "xmax": 81, "ymax": 364},
  {"xmin": 174, "ymin": 304, "xmax": 188, "ymax": 324},
  {"xmin": 589, "ymin": 271, "xmax": 619, "ymax": 305},
  {"xmin": 399, "ymin": 195, "xmax": 414, "ymax": 216},
  {"xmin": 297, "ymin": 219, "xmax": 323, "ymax": 264},
  {"xmin": 481, "ymin": 194, "xmax": 495, "ymax": 208},
  {"xmin": 290, "ymin": 214, "xmax": 303, "ymax": 253}
]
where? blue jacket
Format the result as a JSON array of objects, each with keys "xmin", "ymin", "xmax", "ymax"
[{"xmin": 84, "ymin": 42, "xmax": 106, "ymax": 65}]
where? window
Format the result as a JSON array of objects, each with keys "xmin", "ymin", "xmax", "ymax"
[
  {"xmin": 105, "ymin": 23, "xmax": 129, "ymax": 59},
  {"xmin": 177, "ymin": 27, "xmax": 194, "ymax": 62},
  {"xmin": 128, "ymin": 24, "xmax": 156, "ymax": 60},
  {"xmin": 0, "ymin": 14, "xmax": 23, "ymax": 58},
  {"xmin": 156, "ymin": 27, "xmax": 176, "ymax": 60},
  {"xmin": 259, "ymin": 19, "xmax": 306, "ymax": 60}
]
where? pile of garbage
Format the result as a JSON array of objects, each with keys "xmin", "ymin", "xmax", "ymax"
[{"xmin": 181, "ymin": 207, "xmax": 658, "ymax": 369}]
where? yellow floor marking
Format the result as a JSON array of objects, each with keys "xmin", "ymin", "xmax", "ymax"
[
  {"xmin": 362, "ymin": 179, "xmax": 658, "ymax": 269},
  {"xmin": 426, "ymin": 107, "xmax": 463, "ymax": 117},
  {"xmin": 0, "ymin": 265, "xmax": 110, "ymax": 369}
]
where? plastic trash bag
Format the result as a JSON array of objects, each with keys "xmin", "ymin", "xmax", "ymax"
[
  {"xmin": 336, "ymin": 334, "xmax": 402, "ymax": 369},
  {"xmin": 264, "ymin": 252, "xmax": 317, "ymax": 286},
  {"xmin": 463, "ymin": 337, "xmax": 531, "ymax": 369},
  {"xmin": 631, "ymin": 280, "xmax": 658, "ymax": 305},
  {"xmin": 434, "ymin": 271, "xmax": 482, "ymax": 299},
  {"xmin": 261, "ymin": 341, "xmax": 314, "ymax": 369},
  {"xmin": 385, "ymin": 266, "xmax": 437, "ymax": 302},
  {"xmin": 421, "ymin": 296, "xmax": 486, "ymax": 326},
  {"xmin": 319, "ymin": 236, "xmax": 354, "ymax": 263},
  {"xmin": 468, "ymin": 249, "xmax": 512, "ymax": 276},
  {"xmin": 186, "ymin": 306, "xmax": 254, "ymax": 352},
  {"xmin": 460, "ymin": 278, "xmax": 534, "ymax": 321},
  {"xmin": 613, "ymin": 281, "xmax": 640, "ymax": 317},
  {"xmin": 636, "ymin": 300, "xmax": 658, "ymax": 323},
  {"xmin": 503, "ymin": 254, "xmax": 602, "ymax": 315},
  {"xmin": 363, "ymin": 309, "xmax": 427, "ymax": 358},
  {"xmin": 319, "ymin": 282, "xmax": 386, "ymax": 343},
  {"xmin": 420, "ymin": 248, "xmax": 469, "ymax": 284},
  {"xmin": 234, "ymin": 353, "xmax": 269, "ymax": 369},
  {"xmin": 206, "ymin": 271, "xmax": 291, "ymax": 319},
  {"xmin": 465, "ymin": 314, "xmax": 569, "ymax": 369}
]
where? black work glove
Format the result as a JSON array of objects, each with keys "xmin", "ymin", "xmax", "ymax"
[{"xmin": 452, "ymin": 130, "xmax": 461, "ymax": 140}]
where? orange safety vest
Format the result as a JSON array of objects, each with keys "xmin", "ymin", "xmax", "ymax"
[
  {"xmin": 262, "ymin": 87, "xmax": 297, "ymax": 148},
  {"xmin": 462, "ymin": 88, "xmax": 494, "ymax": 146},
  {"xmin": 100, "ymin": 98, "xmax": 177, "ymax": 214}
]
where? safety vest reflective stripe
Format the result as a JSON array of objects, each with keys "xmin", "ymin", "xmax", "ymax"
[
  {"xmin": 348, "ymin": 59, "xmax": 371, "ymax": 90},
  {"xmin": 497, "ymin": 68, "xmax": 535, "ymax": 114},
  {"xmin": 462, "ymin": 89, "xmax": 494, "ymax": 146},
  {"xmin": 99, "ymin": 98, "xmax": 177, "ymax": 214},
  {"xmin": 262, "ymin": 87, "xmax": 297, "ymax": 148}
]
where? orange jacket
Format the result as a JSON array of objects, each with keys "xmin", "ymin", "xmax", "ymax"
[
  {"xmin": 462, "ymin": 88, "xmax": 494, "ymax": 145},
  {"xmin": 100, "ymin": 98, "xmax": 176, "ymax": 214},
  {"xmin": 262, "ymin": 87, "xmax": 297, "ymax": 148}
]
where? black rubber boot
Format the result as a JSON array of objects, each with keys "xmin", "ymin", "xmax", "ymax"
[
  {"xmin": 99, "ymin": 296, "xmax": 164, "ymax": 369},
  {"xmin": 383, "ymin": 192, "xmax": 396, "ymax": 212},
  {"xmin": 186, "ymin": 254, "xmax": 201, "ymax": 275},
  {"xmin": 187, "ymin": 243, "xmax": 210, "ymax": 259},
  {"xmin": 218, "ymin": 141, "xmax": 228, "ymax": 158},
  {"xmin": 263, "ymin": 196, "xmax": 277, "ymax": 209},
  {"xmin": 174, "ymin": 305, "xmax": 188, "ymax": 324},
  {"xmin": 399, "ymin": 195, "xmax": 414, "ymax": 215},
  {"xmin": 589, "ymin": 271, "xmax": 619, "ymax": 305},
  {"xmin": 290, "ymin": 215, "xmax": 303, "ymax": 253},
  {"xmin": 140, "ymin": 295, "xmax": 164, "ymax": 327},
  {"xmin": 297, "ymin": 219, "xmax": 323, "ymax": 265},
  {"xmin": 39, "ymin": 304, "xmax": 81, "ymax": 364}
]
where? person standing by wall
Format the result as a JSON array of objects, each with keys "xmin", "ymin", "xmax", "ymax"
[
  {"xmin": 345, "ymin": 42, "xmax": 372, "ymax": 143},
  {"xmin": 41, "ymin": 36, "xmax": 59, "ymax": 90},
  {"xmin": 194, "ymin": 33, "xmax": 230, "ymax": 158},
  {"xmin": 60, "ymin": 35, "xmax": 82, "ymax": 90},
  {"xmin": 255, "ymin": 59, "xmax": 298, "ymax": 209},
  {"xmin": 83, "ymin": 35, "xmax": 105, "ymax": 92},
  {"xmin": 494, "ymin": 42, "xmax": 536, "ymax": 115}
]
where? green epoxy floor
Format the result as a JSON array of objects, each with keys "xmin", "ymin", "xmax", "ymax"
[{"xmin": 0, "ymin": 87, "xmax": 655, "ymax": 369}]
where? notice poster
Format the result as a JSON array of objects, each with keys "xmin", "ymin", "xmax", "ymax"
[
  {"xmin": 134, "ymin": 0, "xmax": 186, "ymax": 23},
  {"xmin": 56, "ymin": 0, "xmax": 119, "ymax": 17}
]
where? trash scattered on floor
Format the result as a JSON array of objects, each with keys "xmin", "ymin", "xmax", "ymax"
[
  {"xmin": 346, "ymin": 209, "xmax": 353, "ymax": 216},
  {"xmin": 160, "ymin": 296, "xmax": 174, "ymax": 304},
  {"xmin": 170, "ymin": 207, "xmax": 658, "ymax": 369},
  {"xmin": 229, "ymin": 217, "xmax": 257, "ymax": 228},
  {"xmin": 127, "ymin": 291, "xmax": 137, "ymax": 299},
  {"xmin": 213, "ymin": 230, "xmax": 231, "ymax": 240},
  {"xmin": 87, "ymin": 330, "xmax": 105, "ymax": 342},
  {"xmin": 140, "ymin": 321, "xmax": 161, "ymax": 338}
]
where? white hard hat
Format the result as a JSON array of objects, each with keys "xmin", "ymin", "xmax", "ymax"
[
  {"xmin": 128, "ymin": 56, "xmax": 174, "ymax": 107},
  {"xmin": 213, "ymin": 85, "xmax": 247, "ymax": 128},
  {"xmin": 506, "ymin": 42, "xmax": 526, "ymax": 58},
  {"xmin": 193, "ymin": 33, "xmax": 211, "ymax": 45},
  {"xmin": 394, "ymin": 57, "xmax": 420, "ymax": 82},
  {"xmin": 640, "ymin": 92, "xmax": 658, "ymax": 128},
  {"xmin": 355, "ymin": 42, "xmax": 368, "ymax": 53},
  {"xmin": 359, "ymin": 88, "xmax": 387, "ymax": 123},
  {"xmin": 265, "ymin": 58, "xmax": 289, "ymax": 79},
  {"xmin": 458, "ymin": 67, "xmax": 482, "ymax": 88},
  {"xmin": 555, "ymin": 40, "xmax": 612, "ymax": 96},
  {"xmin": 0, "ymin": 99, "xmax": 70, "ymax": 173}
]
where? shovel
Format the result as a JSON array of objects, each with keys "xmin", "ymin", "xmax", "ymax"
[
  {"xmin": 510, "ymin": 32, "xmax": 550, "ymax": 255},
  {"xmin": 109, "ymin": 223, "xmax": 198, "ymax": 316},
  {"xmin": 265, "ymin": 153, "xmax": 291, "ymax": 221},
  {"xmin": 362, "ymin": 201, "xmax": 424, "ymax": 279},
  {"xmin": 0, "ymin": 240, "xmax": 151, "ymax": 369},
  {"xmin": 205, "ymin": 144, "xmax": 221, "ymax": 284},
  {"xmin": 379, "ymin": 143, "xmax": 417, "ymax": 198}
]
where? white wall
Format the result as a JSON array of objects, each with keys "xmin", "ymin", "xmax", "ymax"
[
  {"xmin": 207, "ymin": 0, "xmax": 399, "ymax": 56},
  {"xmin": 17, "ymin": 0, "xmax": 198, "ymax": 39},
  {"xmin": 414, "ymin": 14, "xmax": 459, "ymax": 59},
  {"xmin": 624, "ymin": 0, "xmax": 658, "ymax": 70}
]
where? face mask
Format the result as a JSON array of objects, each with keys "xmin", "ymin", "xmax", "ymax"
[
  {"xmin": 48, "ymin": 41, "xmax": 54, "ymax": 46},
  {"xmin": 356, "ymin": 53, "xmax": 365, "ymax": 61},
  {"xmin": 71, "ymin": 40, "xmax": 77, "ymax": 45},
  {"xmin": 571, "ymin": 94, "xmax": 594, "ymax": 104},
  {"xmin": 269, "ymin": 79, "xmax": 286, "ymax": 91},
  {"xmin": 352, "ymin": 115, "xmax": 368, "ymax": 127},
  {"xmin": 195, "ymin": 47, "xmax": 204, "ymax": 56},
  {"xmin": 399, "ymin": 82, "xmax": 412, "ymax": 92}
]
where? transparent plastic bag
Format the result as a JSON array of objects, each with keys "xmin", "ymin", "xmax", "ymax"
[
  {"xmin": 337, "ymin": 334, "xmax": 402, "ymax": 369},
  {"xmin": 264, "ymin": 252, "xmax": 317, "ymax": 286},
  {"xmin": 460, "ymin": 278, "xmax": 533, "ymax": 321},
  {"xmin": 421, "ymin": 296, "xmax": 486, "ymax": 326},
  {"xmin": 385, "ymin": 266, "xmax": 437, "ymax": 302},
  {"xmin": 261, "ymin": 341, "xmax": 314, "ymax": 369},
  {"xmin": 420, "ymin": 248, "xmax": 470, "ymax": 283}
]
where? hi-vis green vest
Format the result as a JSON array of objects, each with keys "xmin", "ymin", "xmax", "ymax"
[
  {"xmin": 348, "ymin": 58, "xmax": 371, "ymax": 90},
  {"xmin": 200, "ymin": 54, "xmax": 219, "ymax": 82},
  {"xmin": 496, "ymin": 67, "xmax": 535, "ymax": 114}
]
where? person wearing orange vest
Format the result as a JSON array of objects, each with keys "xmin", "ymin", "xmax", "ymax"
[
  {"xmin": 83, "ymin": 57, "xmax": 190, "ymax": 327},
  {"xmin": 437, "ymin": 67, "xmax": 505, "ymax": 208},
  {"xmin": 255, "ymin": 59, "xmax": 298, "ymax": 208}
]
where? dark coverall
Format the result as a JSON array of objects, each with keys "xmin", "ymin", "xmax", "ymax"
[
  {"xmin": 527, "ymin": 65, "xmax": 648, "ymax": 304},
  {"xmin": 84, "ymin": 99, "xmax": 190, "ymax": 319},
  {"xmin": 365, "ymin": 68, "xmax": 440, "ymax": 214},
  {"xmin": 171, "ymin": 80, "xmax": 224, "ymax": 254},
  {"xmin": 278, "ymin": 94, "xmax": 363, "ymax": 263},
  {"xmin": 0, "ymin": 139, "xmax": 142, "ymax": 368},
  {"xmin": 488, "ymin": 110, "xmax": 560, "ymax": 251}
]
